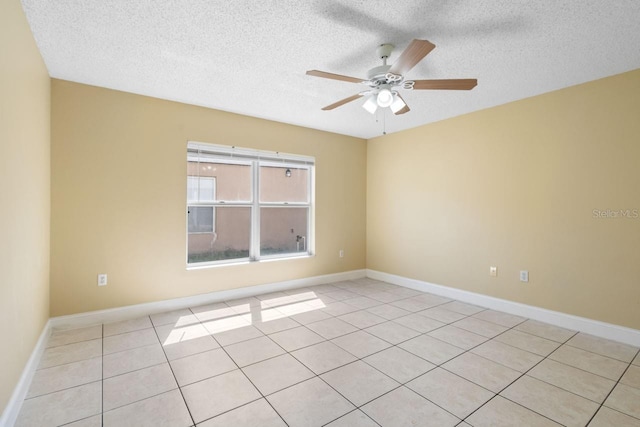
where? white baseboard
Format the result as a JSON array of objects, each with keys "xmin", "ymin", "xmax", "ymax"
[
  {"xmin": 50, "ymin": 269, "xmax": 366, "ymax": 330},
  {"xmin": 0, "ymin": 320, "xmax": 51, "ymax": 427},
  {"xmin": 367, "ymin": 269, "xmax": 640, "ymax": 347}
]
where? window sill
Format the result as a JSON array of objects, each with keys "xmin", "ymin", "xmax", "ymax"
[{"xmin": 186, "ymin": 253, "xmax": 314, "ymax": 270}]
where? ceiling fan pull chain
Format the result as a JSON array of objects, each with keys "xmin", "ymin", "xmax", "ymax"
[{"xmin": 382, "ymin": 109, "xmax": 387, "ymax": 135}]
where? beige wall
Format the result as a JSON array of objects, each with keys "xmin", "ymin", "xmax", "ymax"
[
  {"xmin": 367, "ymin": 69, "xmax": 640, "ymax": 329},
  {"xmin": 51, "ymin": 80, "xmax": 366, "ymax": 316},
  {"xmin": 0, "ymin": 0, "xmax": 51, "ymax": 415}
]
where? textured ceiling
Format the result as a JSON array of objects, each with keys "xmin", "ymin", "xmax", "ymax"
[{"xmin": 21, "ymin": 0, "xmax": 640, "ymax": 139}]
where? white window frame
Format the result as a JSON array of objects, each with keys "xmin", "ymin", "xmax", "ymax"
[{"xmin": 186, "ymin": 142, "xmax": 315, "ymax": 268}]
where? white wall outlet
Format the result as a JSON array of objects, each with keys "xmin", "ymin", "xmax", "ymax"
[
  {"xmin": 98, "ymin": 274, "xmax": 108, "ymax": 286},
  {"xmin": 489, "ymin": 266, "xmax": 497, "ymax": 277},
  {"xmin": 520, "ymin": 270, "xmax": 529, "ymax": 282},
  {"xmin": 339, "ymin": 249, "xmax": 344, "ymax": 258}
]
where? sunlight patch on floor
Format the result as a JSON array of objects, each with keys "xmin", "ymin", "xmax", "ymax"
[{"xmin": 162, "ymin": 291, "xmax": 327, "ymax": 345}]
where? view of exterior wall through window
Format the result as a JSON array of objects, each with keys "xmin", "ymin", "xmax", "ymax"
[{"xmin": 187, "ymin": 142, "xmax": 314, "ymax": 266}]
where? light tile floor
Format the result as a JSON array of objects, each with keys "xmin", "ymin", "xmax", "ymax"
[{"xmin": 15, "ymin": 278, "xmax": 640, "ymax": 427}]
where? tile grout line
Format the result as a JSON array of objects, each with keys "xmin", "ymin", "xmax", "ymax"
[
  {"xmin": 466, "ymin": 325, "xmax": 637, "ymax": 424},
  {"xmin": 184, "ymin": 305, "xmax": 293, "ymax": 427},
  {"xmin": 44, "ymin": 334, "xmax": 102, "ymax": 350},
  {"xmin": 239, "ymin": 304, "xmax": 294, "ymax": 427},
  {"xmin": 149, "ymin": 315, "xmax": 197, "ymax": 427},
  {"xmin": 31, "ymin": 354, "xmax": 103, "ymax": 375},
  {"xmin": 96, "ymin": 340, "xmax": 159, "ymax": 359},
  {"xmin": 528, "ymin": 331, "xmax": 639, "ymax": 385},
  {"xmin": 34, "ymin": 339, "xmax": 103, "ymax": 372},
  {"xmin": 531, "ymin": 350, "xmax": 631, "ymax": 387},
  {"xmin": 277, "ymin": 301, "xmax": 482, "ymax": 424},
  {"xmin": 22, "ymin": 367, "xmax": 103, "ymax": 401},
  {"xmin": 191, "ymin": 291, "xmax": 402, "ymax": 425},
  {"xmin": 103, "ymin": 359, "xmax": 167, "ymax": 381},
  {"xmin": 583, "ymin": 347, "xmax": 640, "ymax": 425},
  {"xmin": 451, "ymin": 322, "xmax": 577, "ymax": 425},
  {"xmin": 320, "ymin": 408, "xmax": 382, "ymax": 427},
  {"xmin": 399, "ymin": 317, "xmax": 539, "ymax": 423},
  {"xmin": 561, "ymin": 341, "xmax": 638, "ymax": 364},
  {"xmin": 411, "ymin": 309, "xmax": 604, "ymax": 424},
  {"xmin": 276, "ymin": 300, "xmax": 481, "ymax": 380},
  {"xmin": 463, "ymin": 393, "xmax": 560, "ymax": 427},
  {"xmin": 284, "ymin": 329, "xmax": 403, "ymax": 425}
]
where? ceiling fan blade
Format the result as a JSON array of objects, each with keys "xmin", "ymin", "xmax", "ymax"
[
  {"xmin": 395, "ymin": 105, "xmax": 410, "ymax": 115},
  {"xmin": 321, "ymin": 94, "xmax": 363, "ymax": 110},
  {"xmin": 412, "ymin": 79, "xmax": 478, "ymax": 90},
  {"xmin": 306, "ymin": 70, "xmax": 364, "ymax": 84},
  {"xmin": 393, "ymin": 94, "xmax": 410, "ymax": 115},
  {"xmin": 389, "ymin": 39, "xmax": 436, "ymax": 75}
]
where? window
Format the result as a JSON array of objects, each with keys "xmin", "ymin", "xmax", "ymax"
[{"xmin": 187, "ymin": 142, "xmax": 314, "ymax": 266}]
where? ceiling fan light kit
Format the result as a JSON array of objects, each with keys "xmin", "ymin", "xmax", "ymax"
[
  {"xmin": 376, "ymin": 85, "xmax": 394, "ymax": 107},
  {"xmin": 306, "ymin": 39, "xmax": 477, "ymax": 117},
  {"xmin": 362, "ymin": 95, "xmax": 378, "ymax": 114},
  {"xmin": 390, "ymin": 95, "xmax": 407, "ymax": 114}
]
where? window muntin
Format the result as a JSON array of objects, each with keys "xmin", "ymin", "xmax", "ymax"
[{"xmin": 186, "ymin": 143, "xmax": 314, "ymax": 267}]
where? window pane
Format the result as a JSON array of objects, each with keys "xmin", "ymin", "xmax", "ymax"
[
  {"xmin": 199, "ymin": 177, "xmax": 215, "ymax": 201},
  {"xmin": 187, "ymin": 177, "xmax": 215, "ymax": 203},
  {"xmin": 187, "ymin": 161, "xmax": 251, "ymax": 202},
  {"xmin": 188, "ymin": 206, "xmax": 214, "ymax": 233},
  {"xmin": 188, "ymin": 207, "xmax": 251, "ymax": 263},
  {"xmin": 259, "ymin": 166, "xmax": 308, "ymax": 203},
  {"xmin": 260, "ymin": 207, "xmax": 308, "ymax": 255},
  {"xmin": 187, "ymin": 177, "xmax": 199, "ymax": 202}
]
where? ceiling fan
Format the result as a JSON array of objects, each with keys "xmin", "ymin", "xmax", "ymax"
[{"xmin": 306, "ymin": 39, "xmax": 477, "ymax": 115}]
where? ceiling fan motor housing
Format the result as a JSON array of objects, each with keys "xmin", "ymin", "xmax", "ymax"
[{"xmin": 367, "ymin": 64, "xmax": 392, "ymax": 81}]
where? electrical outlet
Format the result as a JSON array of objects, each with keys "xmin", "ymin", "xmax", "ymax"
[
  {"xmin": 489, "ymin": 266, "xmax": 497, "ymax": 277},
  {"xmin": 339, "ymin": 249, "xmax": 344, "ymax": 258},
  {"xmin": 98, "ymin": 274, "xmax": 108, "ymax": 286},
  {"xmin": 520, "ymin": 270, "xmax": 529, "ymax": 282}
]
